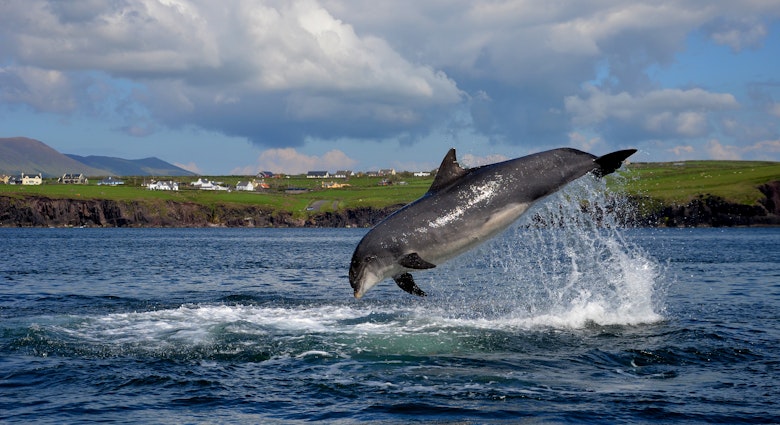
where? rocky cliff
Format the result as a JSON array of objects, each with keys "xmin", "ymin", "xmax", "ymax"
[
  {"xmin": 636, "ymin": 180, "xmax": 780, "ymax": 227},
  {"xmin": 2, "ymin": 181, "xmax": 779, "ymax": 228},
  {"xmin": 0, "ymin": 196, "xmax": 399, "ymax": 228}
]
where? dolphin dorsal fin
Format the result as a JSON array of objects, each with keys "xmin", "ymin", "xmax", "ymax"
[{"xmin": 428, "ymin": 148, "xmax": 467, "ymax": 193}]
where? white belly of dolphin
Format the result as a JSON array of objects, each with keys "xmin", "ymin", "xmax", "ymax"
[{"xmin": 418, "ymin": 201, "xmax": 531, "ymax": 265}]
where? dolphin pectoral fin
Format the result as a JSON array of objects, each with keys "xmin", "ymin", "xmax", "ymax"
[
  {"xmin": 393, "ymin": 273, "xmax": 427, "ymax": 297},
  {"xmin": 397, "ymin": 252, "xmax": 437, "ymax": 270}
]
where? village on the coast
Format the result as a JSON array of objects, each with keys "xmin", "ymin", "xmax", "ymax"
[{"xmin": 0, "ymin": 167, "xmax": 433, "ymax": 192}]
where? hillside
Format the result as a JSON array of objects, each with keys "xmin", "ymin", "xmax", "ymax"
[
  {"xmin": 66, "ymin": 154, "xmax": 196, "ymax": 177},
  {"xmin": 0, "ymin": 137, "xmax": 110, "ymax": 176},
  {"xmin": 0, "ymin": 137, "xmax": 194, "ymax": 177}
]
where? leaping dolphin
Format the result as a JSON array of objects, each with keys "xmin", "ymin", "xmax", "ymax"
[{"xmin": 349, "ymin": 147, "xmax": 637, "ymax": 299}]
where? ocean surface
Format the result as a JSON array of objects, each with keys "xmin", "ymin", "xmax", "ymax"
[{"xmin": 2, "ymin": 189, "xmax": 779, "ymax": 423}]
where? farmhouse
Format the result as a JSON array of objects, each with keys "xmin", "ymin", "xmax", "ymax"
[
  {"xmin": 333, "ymin": 170, "xmax": 353, "ymax": 179},
  {"xmin": 147, "ymin": 180, "xmax": 179, "ymax": 191},
  {"xmin": 21, "ymin": 173, "xmax": 43, "ymax": 185},
  {"xmin": 236, "ymin": 181, "xmax": 255, "ymax": 191},
  {"xmin": 307, "ymin": 171, "xmax": 329, "ymax": 179},
  {"xmin": 60, "ymin": 173, "xmax": 88, "ymax": 184},
  {"xmin": 191, "ymin": 178, "xmax": 227, "ymax": 191},
  {"xmin": 97, "ymin": 176, "xmax": 124, "ymax": 186}
]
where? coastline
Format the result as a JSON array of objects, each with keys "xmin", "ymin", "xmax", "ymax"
[{"xmin": 1, "ymin": 193, "xmax": 778, "ymax": 228}]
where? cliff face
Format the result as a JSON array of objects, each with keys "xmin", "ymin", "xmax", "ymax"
[
  {"xmin": 0, "ymin": 196, "xmax": 399, "ymax": 228},
  {"xmin": 2, "ymin": 181, "xmax": 779, "ymax": 228},
  {"xmin": 639, "ymin": 180, "xmax": 780, "ymax": 227}
]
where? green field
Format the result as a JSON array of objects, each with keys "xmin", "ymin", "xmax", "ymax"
[
  {"xmin": 2, "ymin": 161, "xmax": 779, "ymax": 216},
  {"xmin": 0, "ymin": 174, "xmax": 435, "ymax": 215},
  {"xmin": 620, "ymin": 160, "xmax": 780, "ymax": 206}
]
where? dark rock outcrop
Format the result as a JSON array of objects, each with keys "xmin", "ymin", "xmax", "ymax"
[
  {"xmin": 639, "ymin": 181, "xmax": 780, "ymax": 227},
  {"xmin": 759, "ymin": 181, "xmax": 780, "ymax": 216},
  {"xmin": 2, "ymin": 181, "xmax": 779, "ymax": 228},
  {"xmin": 642, "ymin": 194, "xmax": 775, "ymax": 227},
  {"xmin": 0, "ymin": 196, "xmax": 400, "ymax": 228}
]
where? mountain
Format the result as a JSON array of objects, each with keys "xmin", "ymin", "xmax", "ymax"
[
  {"xmin": 0, "ymin": 137, "xmax": 110, "ymax": 176},
  {"xmin": 0, "ymin": 137, "xmax": 196, "ymax": 177},
  {"xmin": 66, "ymin": 155, "xmax": 196, "ymax": 177}
]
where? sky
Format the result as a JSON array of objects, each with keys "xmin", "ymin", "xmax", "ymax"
[{"xmin": 1, "ymin": 0, "xmax": 780, "ymax": 175}]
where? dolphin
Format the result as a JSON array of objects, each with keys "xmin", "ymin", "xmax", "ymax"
[{"xmin": 349, "ymin": 147, "xmax": 637, "ymax": 298}]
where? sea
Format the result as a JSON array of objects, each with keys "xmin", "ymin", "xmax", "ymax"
[{"xmin": 1, "ymin": 183, "xmax": 779, "ymax": 424}]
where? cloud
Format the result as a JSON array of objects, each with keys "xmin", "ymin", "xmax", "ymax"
[
  {"xmin": 565, "ymin": 86, "xmax": 739, "ymax": 141},
  {"xmin": 703, "ymin": 18, "xmax": 768, "ymax": 52},
  {"xmin": 568, "ymin": 131, "xmax": 606, "ymax": 152},
  {"xmin": 174, "ymin": 161, "xmax": 203, "ymax": 174},
  {"xmin": 706, "ymin": 139, "xmax": 741, "ymax": 160},
  {"xmin": 1, "ymin": 0, "xmax": 463, "ymax": 146},
  {"xmin": 233, "ymin": 147, "xmax": 357, "ymax": 175},
  {"xmin": 742, "ymin": 139, "xmax": 780, "ymax": 155},
  {"xmin": 0, "ymin": 66, "xmax": 77, "ymax": 113},
  {"xmin": 460, "ymin": 153, "xmax": 509, "ymax": 168},
  {"xmin": 770, "ymin": 103, "xmax": 780, "ymax": 118},
  {"xmin": 1, "ymin": 0, "xmax": 780, "ymax": 158},
  {"xmin": 668, "ymin": 145, "xmax": 695, "ymax": 157}
]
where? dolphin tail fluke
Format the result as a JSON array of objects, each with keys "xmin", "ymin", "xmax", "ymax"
[{"xmin": 593, "ymin": 149, "xmax": 637, "ymax": 177}]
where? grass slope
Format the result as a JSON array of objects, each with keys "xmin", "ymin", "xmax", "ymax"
[
  {"xmin": 621, "ymin": 161, "xmax": 780, "ymax": 206},
  {"xmin": 0, "ymin": 175, "xmax": 433, "ymax": 217}
]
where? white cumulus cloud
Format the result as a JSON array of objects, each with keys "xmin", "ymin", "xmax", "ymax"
[
  {"xmin": 565, "ymin": 86, "xmax": 739, "ymax": 141},
  {"xmin": 1, "ymin": 0, "xmax": 780, "ymax": 161},
  {"xmin": 233, "ymin": 147, "xmax": 357, "ymax": 175}
]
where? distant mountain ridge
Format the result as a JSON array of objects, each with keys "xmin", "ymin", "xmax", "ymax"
[
  {"xmin": 66, "ymin": 154, "xmax": 196, "ymax": 177},
  {"xmin": 0, "ymin": 137, "xmax": 195, "ymax": 177}
]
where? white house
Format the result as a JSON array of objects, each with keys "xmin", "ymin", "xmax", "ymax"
[
  {"xmin": 236, "ymin": 181, "xmax": 255, "ymax": 191},
  {"xmin": 202, "ymin": 182, "xmax": 228, "ymax": 190},
  {"xmin": 147, "ymin": 181, "xmax": 179, "ymax": 191},
  {"xmin": 413, "ymin": 171, "xmax": 431, "ymax": 177},
  {"xmin": 97, "ymin": 177, "xmax": 124, "ymax": 186},
  {"xmin": 333, "ymin": 170, "xmax": 353, "ymax": 179},
  {"xmin": 191, "ymin": 178, "xmax": 227, "ymax": 191},
  {"xmin": 21, "ymin": 173, "xmax": 43, "ymax": 185},
  {"xmin": 60, "ymin": 173, "xmax": 87, "ymax": 184},
  {"xmin": 191, "ymin": 178, "xmax": 209, "ymax": 187},
  {"xmin": 307, "ymin": 171, "xmax": 329, "ymax": 179}
]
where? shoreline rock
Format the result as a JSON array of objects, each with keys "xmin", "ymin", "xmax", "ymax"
[
  {"xmin": 0, "ymin": 196, "xmax": 401, "ymax": 228},
  {"xmin": 2, "ymin": 181, "xmax": 779, "ymax": 228}
]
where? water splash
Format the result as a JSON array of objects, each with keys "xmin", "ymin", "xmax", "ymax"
[{"xmin": 428, "ymin": 175, "xmax": 665, "ymax": 328}]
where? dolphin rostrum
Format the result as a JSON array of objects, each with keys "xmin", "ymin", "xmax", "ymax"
[{"xmin": 349, "ymin": 147, "xmax": 637, "ymax": 298}]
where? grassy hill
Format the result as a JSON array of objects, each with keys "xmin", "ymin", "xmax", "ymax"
[
  {"xmin": 621, "ymin": 160, "xmax": 780, "ymax": 206},
  {"xmin": 0, "ymin": 137, "xmax": 110, "ymax": 176},
  {"xmin": 0, "ymin": 174, "xmax": 434, "ymax": 215},
  {"xmin": 0, "ymin": 137, "xmax": 194, "ymax": 177},
  {"xmin": 66, "ymin": 155, "xmax": 196, "ymax": 177}
]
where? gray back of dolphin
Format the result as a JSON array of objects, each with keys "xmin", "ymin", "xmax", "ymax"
[{"xmin": 349, "ymin": 147, "xmax": 637, "ymax": 298}]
